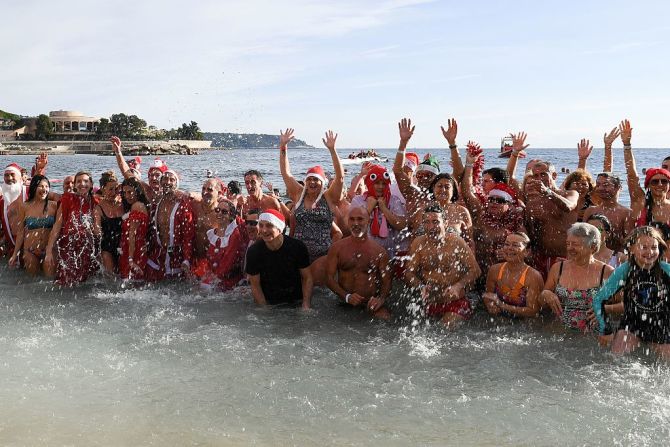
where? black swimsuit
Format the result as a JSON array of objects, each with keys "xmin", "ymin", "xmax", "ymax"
[{"xmin": 100, "ymin": 207, "xmax": 122, "ymax": 257}]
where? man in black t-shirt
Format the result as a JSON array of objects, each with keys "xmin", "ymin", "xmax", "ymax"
[{"xmin": 245, "ymin": 209, "xmax": 312, "ymax": 308}]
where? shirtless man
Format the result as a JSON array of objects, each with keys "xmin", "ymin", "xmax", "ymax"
[
  {"xmin": 325, "ymin": 206, "xmax": 391, "ymax": 319},
  {"xmin": 403, "ymin": 205, "xmax": 481, "ymax": 327},
  {"xmin": 582, "ymin": 173, "xmax": 632, "ymax": 252},
  {"xmin": 524, "ymin": 160, "xmax": 579, "ymax": 278},
  {"xmin": 191, "ymin": 178, "xmax": 225, "ymax": 271},
  {"xmin": 146, "ymin": 169, "xmax": 195, "ymax": 280},
  {"xmin": 0, "ymin": 163, "xmax": 28, "ymax": 257},
  {"xmin": 240, "ymin": 170, "xmax": 289, "ymax": 220},
  {"xmin": 63, "ymin": 175, "xmax": 75, "ymax": 194}
]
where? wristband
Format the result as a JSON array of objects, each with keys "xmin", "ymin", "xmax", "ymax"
[
  {"xmin": 448, "ymin": 144, "xmax": 458, "ymax": 150},
  {"xmin": 345, "ymin": 293, "xmax": 351, "ymax": 304},
  {"xmin": 397, "ymin": 149, "xmax": 406, "ymax": 153},
  {"xmin": 623, "ymin": 144, "xmax": 632, "ymax": 150},
  {"xmin": 464, "ymin": 163, "xmax": 473, "ymax": 168}
]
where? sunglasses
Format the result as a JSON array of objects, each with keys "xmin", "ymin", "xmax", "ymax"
[
  {"xmin": 649, "ymin": 178, "xmax": 669, "ymax": 186},
  {"xmin": 214, "ymin": 208, "xmax": 232, "ymax": 215},
  {"xmin": 488, "ymin": 197, "xmax": 510, "ymax": 204},
  {"xmin": 245, "ymin": 219, "xmax": 258, "ymax": 226}
]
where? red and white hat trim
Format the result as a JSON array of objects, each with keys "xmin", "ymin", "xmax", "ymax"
[
  {"xmin": 4, "ymin": 163, "xmax": 22, "ymax": 178},
  {"xmin": 404, "ymin": 153, "xmax": 420, "ymax": 171},
  {"xmin": 148, "ymin": 158, "xmax": 168, "ymax": 173},
  {"xmin": 259, "ymin": 209, "xmax": 285, "ymax": 232},
  {"xmin": 305, "ymin": 165, "xmax": 328, "ymax": 185}
]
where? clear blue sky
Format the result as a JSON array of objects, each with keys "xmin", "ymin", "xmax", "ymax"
[{"xmin": 2, "ymin": 0, "xmax": 669, "ymax": 148}]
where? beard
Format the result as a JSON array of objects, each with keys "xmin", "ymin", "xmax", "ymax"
[{"xmin": 1, "ymin": 182, "xmax": 23, "ymax": 208}]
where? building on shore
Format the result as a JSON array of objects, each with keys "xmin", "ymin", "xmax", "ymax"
[{"xmin": 49, "ymin": 110, "xmax": 101, "ymax": 134}]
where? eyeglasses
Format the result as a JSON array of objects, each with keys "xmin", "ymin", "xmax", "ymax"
[
  {"xmin": 215, "ymin": 208, "xmax": 232, "ymax": 215},
  {"xmin": 488, "ymin": 197, "xmax": 510, "ymax": 204},
  {"xmin": 245, "ymin": 219, "xmax": 258, "ymax": 226},
  {"xmin": 649, "ymin": 178, "xmax": 669, "ymax": 186}
]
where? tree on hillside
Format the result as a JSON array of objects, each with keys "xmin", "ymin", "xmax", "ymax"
[
  {"xmin": 34, "ymin": 114, "xmax": 52, "ymax": 140},
  {"xmin": 173, "ymin": 121, "xmax": 203, "ymax": 140},
  {"xmin": 108, "ymin": 113, "xmax": 147, "ymax": 138},
  {"xmin": 96, "ymin": 118, "xmax": 110, "ymax": 137}
]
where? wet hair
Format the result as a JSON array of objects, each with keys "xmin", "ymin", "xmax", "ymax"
[
  {"xmin": 623, "ymin": 226, "xmax": 668, "ymax": 291},
  {"xmin": 27, "ymin": 174, "xmax": 50, "ymax": 213},
  {"xmin": 74, "ymin": 171, "xmax": 94, "ymax": 199},
  {"xmin": 508, "ymin": 231, "xmax": 531, "ymax": 247},
  {"xmin": 423, "ymin": 204, "xmax": 444, "ymax": 215},
  {"xmin": 482, "ymin": 167, "xmax": 509, "ymax": 184},
  {"xmin": 567, "ymin": 222, "xmax": 601, "ymax": 252},
  {"xmin": 120, "ymin": 176, "xmax": 149, "ymax": 212},
  {"xmin": 586, "ymin": 213, "xmax": 612, "ymax": 233},
  {"xmin": 663, "ymin": 156, "xmax": 670, "ymax": 163},
  {"xmin": 227, "ymin": 180, "xmax": 241, "ymax": 195},
  {"xmin": 649, "ymin": 221, "xmax": 670, "ymax": 242},
  {"xmin": 596, "ymin": 172, "xmax": 622, "ymax": 189},
  {"xmin": 428, "ymin": 173, "xmax": 459, "ymax": 203},
  {"xmin": 625, "ymin": 226, "xmax": 667, "ymax": 255},
  {"xmin": 99, "ymin": 170, "xmax": 118, "ymax": 189},
  {"xmin": 564, "ymin": 169, "xmax": 594, "ymax": 193},
  {"xmin": 534, "ymin": 160, "xmax": 556, "ymax": 174},
  {"xmin": 244, "ymin": 169, "xmax": 262, "ymax": 180}
]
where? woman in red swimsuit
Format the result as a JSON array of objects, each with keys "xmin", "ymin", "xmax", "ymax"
[
  {"xmin": 118, "ymin": 177, "xmax": 150, "ymax": 279},
  {"xmin": 483, "ymin": 232, "xmax": 544, "ymax": 318}
]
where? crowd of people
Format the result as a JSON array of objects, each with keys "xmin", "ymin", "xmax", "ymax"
[{"xmin": 1, "ymin": 118, "xmax": 669, "ymax": 359}]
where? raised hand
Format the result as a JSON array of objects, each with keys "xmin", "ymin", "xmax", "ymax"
[
  {"xmin": 577, "ymin": 138, "xmax": 593, "ymax": 160},
  {"xmin": 263, "ymin": 181, "xmax": 274, "ymax": 192},
  {"xmin": 279, "ymin": 128, "xmax": 295, "ymax": 149},
  {"xmin": 322, "ymin": 130, "xmax": 338, "ymax": 151},
  {"xmin": 603, "ymin": 127, "xmax": 620, "ymax": 147},
  {"xmin": 360, "ymin": 161, "xmax": 372, "ymax": 176},
  {"xmin": 398, "ymin": 118, "xmax": 415, "ymax": 142},
  {"xmin": 35, "ymin": 152, "xmax": 48, "ymax": 171},
  {"xmin": 618, "ymin": 119, "xmax": 632, "ymax": 145},
  {"xmin": 110, "ymin": 136, "xmax": 122, "ymax": 153},
  {"xmin": 510, "ymin": 132, "xmax": 529, "ymax": 153},
  {"xmin": 440, "ymin": 118, "xmax": 458, "ymax": 146}
]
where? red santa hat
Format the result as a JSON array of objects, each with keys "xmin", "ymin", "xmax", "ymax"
[
  {"xmin": 4, "ymin": 163, "xmax": 22, "ymax": 178},
  {"xmin": 488, "ymin": 182, "xmax": 517, "ymax": 204},
  {"xmin": 162, "ymin": 169, "xmax": 180, "ymax": 189},
  {"xmin": 259, "ymin": 209, "xmax": 286, "ymax": 232},
  {"xmin": 644, "ymin": 167, "xmax": 670, "ymax": 188},
  {"xmin": 404, "ymin": 152, "xmax": 420, "ymax": 172},
  {"xmin": 148, "ymin": 158, "xmax": 168, "ymax": 174},
  {"xmin": 295, "ymin": 165, "xmax": 328, "ymax": 210}
]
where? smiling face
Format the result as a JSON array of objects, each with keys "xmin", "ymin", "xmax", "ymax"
[
  {"xmin": 36, "ymin": 179, "xmax": 50, "ymax": 200},
  {"xmin": 486, "ymin": 195, "xmax": 510, "ymax": 217},
  {"xmin": 482, "ymin": 173, "xmax": 496, "ymax": 194},
  {"xmin": 74, "ymin": 173, "xmax": 92, "ymax": 196},
  {"xmin": 245, "ymin": 211, "xmax": 259, "ymax": 240},
  {"xmin": 348, "ymin": 206, "xmax": 369, "ymax": 238},
  {"xmin": 201, "ymin": 179, "xmax": 220, "ymax": 206},
  {"xmin": 501, "ymin": 233, "xmax": 528, "ymax": 262},
  {"xmin": 4, "ymin": 170, "xmax": 18, "ymax": 185},
  {"xmin": 648, "ymin": 174, "xmax": 670, "ymax": 199},
  {"xmin": 148, "ymin": 169, "xmax": 163, "ymax": 190},
  {"xmin": 422, "ymin": 211, "xmax": 445, "ymax": 239},
  {"xmin": 531, "ymin": 163, "xmax": 555, "ymax": 188},
  {"xmin": 415, "ymin": 170, "xmax": 436, "ymax": 190},
  {"xmin": 101, "ymin": 180, "xmax": 119, "ymax": 200},
  {"xmin": 630, "ymin": 234, "xmax": 660, "ymax": 270},
  {"xmin": 565, "ymin": 233, "xmax": 594, "ymax": 261},
  {"xmin": 305, "ymin": 175, "xmax": 323, "ymax": 195},
  {"xmin": 123, "ymin": 185, "xmax": 137, "ymax": 205},
  {"xmin": 594, "ymin": 175, "xmax": 619, "ymax": 200},
  {"xmin": 258, "ymin": 220, "xmax": 281, "ymax": 243},
  {"xmin": 244, "ymin": 174, "xmax": 261, "ymax": 196},
  {"xmin": 160, "ymin": 173, "xmax": 178, "ymax": 194},
  {"xmin": 568, "ymin": 177, "xmax": 591, "ymax": 197}
]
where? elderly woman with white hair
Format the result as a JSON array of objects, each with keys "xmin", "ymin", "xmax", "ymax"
[{"xmin": 540, "ymin": 222, "xmax": 615, "ymax": 333}]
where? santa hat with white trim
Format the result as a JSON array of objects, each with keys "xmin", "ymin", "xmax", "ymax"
[
  {"xmin": 161, "ymin": 168, "xmax": 180, "ymax": 189},
  {"xmin": 148, "ymin": 158, "xmax": 168, "ymax": 174},
  {"xmin": 4, "ymin": 163, "xmax": 22, "ymax": 178},
  {"xmin": 295, "ymin": 165, "xmax": 328, "ymax": 210},
  {"xmin": 488, "ymin": 182, "xmax": 517, "ymax": 204},
  {"xmin": 404, "ymin": 152, "xmax": 420, "ymax": 172},
  {"xmin": 417, "ymin": 156, "xmax": 440, "ymax": 175},
  {"xmin": 259, "ymin": 209, "xmax": 286, "ymax": 232}
]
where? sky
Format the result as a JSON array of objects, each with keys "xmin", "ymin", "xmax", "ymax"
[{"xmin": 2, "ymin": 0, "xmax": 670, "ymax": 148}]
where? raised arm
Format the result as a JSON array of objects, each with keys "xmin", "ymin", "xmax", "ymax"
[
  {"xmin": 461, "ymin": 147, "xmax": 484, "ymax": 217},
  {"xmin": 603, "ymin": 126, "xmax": 620, "ymax": 172},
  {"xmin": 393, "ymin": 118, "xmax": 416, "ymax": 198},
  {"xmin": 323, "ymin": 130, "xmax": 344, "ymax": 205},
  {"xmin": 441, "ymin": 119, "xmax": 462, "ymax": 181},
  {"xmin": 278, "ymin": 128, "xmax": 303, "ymax": 202},
  {"xmin": 577, "ymin": 138, "xmax": 593, "ymax": 171},
  {"xmin": 111, "ymin": 136, "xmax": 135, "ymax": 180},
  {"xmin": 347, "ymin": 163, "xmax": 370, "ymax": 201},
  {"xmin": 620, "ymin": 119, "xmax": 645, "ymax": 211},
  {"xmin": 505, "ymin": 132, "xmax": 529, "ymax": 181}
]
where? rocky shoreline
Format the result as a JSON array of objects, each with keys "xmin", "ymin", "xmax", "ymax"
[{"xmin": 0, "ymin": 139, "xmax": 212, "ymax": 155}]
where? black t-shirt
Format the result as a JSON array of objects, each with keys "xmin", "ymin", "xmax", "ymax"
[{"xmin": 245, "ymin": 236, "xmax": 310, "ymax": 305}]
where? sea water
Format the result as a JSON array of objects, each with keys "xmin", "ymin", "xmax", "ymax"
[{"xmin": 0, "ymin": 148, "xmax": 669, "ymax": 445}]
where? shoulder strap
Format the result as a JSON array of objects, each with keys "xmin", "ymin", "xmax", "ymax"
[
  {"xmin": 599, "ymin": 264, "xmax": 606, "ymax": 285},
  {"xmin": 497, "ymin": 262, "xmax": 507, "ymax": 281},
  {"xmin": 518, "ymin": 266, "xmax": 530, "ymax": 286},
  {"xmin": 557, "ymin": 261, "xmax": 564, "ymax": 282}
]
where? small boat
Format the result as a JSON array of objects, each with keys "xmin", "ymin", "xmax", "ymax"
[
  {"xmin": 498, "ymin": 136, "xmax": 525, "ymax": 159},
  {"xmin": 340, "ymin": 156, "xmax": 388, "ymax": 165}
]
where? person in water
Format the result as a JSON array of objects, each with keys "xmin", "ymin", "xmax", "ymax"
[
  {"xmin": 325, "ymin": 205, "xmax": 391, "ymax": 319},
  {"xmin": 45, "ymin": 171, "xmax": 100, "ymax": 286},
  {"xmin": 279, "ymin": 128, "xmax": 344, "ymax": 285},
  {"xmin": 593, "ymin": 226, "xmax": 670, "ymax": 358},
  {"xmin": 9, "ymin": 175, "xmax": 58, "ymax": 276},
  {"xmin": 483, "ymin": 232, "xmax": 543, "ymax": 318},
  {"xmin": 94, "ymin": 171, "xmax": 124, "ymax": 274},
  {"xmin": 403, "ymin": 204, "xmax": 481, "ymax": 328},
  {"xmin": 245, "ymin": 209, "xmax": 312, "ymax": 309},
  {"xmin": 540, "ymin": 222, "xmax": 614, "ymax": 333},
  {"xmin": 118, "ymin": 177, "xmax": 150, "ymax": 280}
]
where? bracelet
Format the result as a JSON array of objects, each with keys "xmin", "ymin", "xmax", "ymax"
[
  {"xmin": 448, "ymin": 144, "xmax": 458, "ymax": 150},
  {"xmin": 623, "ymin": 144, "xmax": 632, "ymax": 150},
  {"xmin": 397, "ymin": 149, "xmax": 406, "ymax": 153},
  {"xmin": 464, "ymin": 163, "xmax": 473, "ymax": 168},
  {"xmin": 345, "ymin": 293, "xmax": 351, "ymax": 304}
]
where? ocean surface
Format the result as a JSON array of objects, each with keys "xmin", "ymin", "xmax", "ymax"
[{"xmin": 1, "ymin": 147, "xmax": 669, "ymax": 445}]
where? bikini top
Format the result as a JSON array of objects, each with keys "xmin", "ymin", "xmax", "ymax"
[
  {"xmin": 495, "ymin": 262, "xmax": 530, "ymax": 307},
  {"xmin": 24, "ymin": 215, "xmax": 55, "ymax": 230}
]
